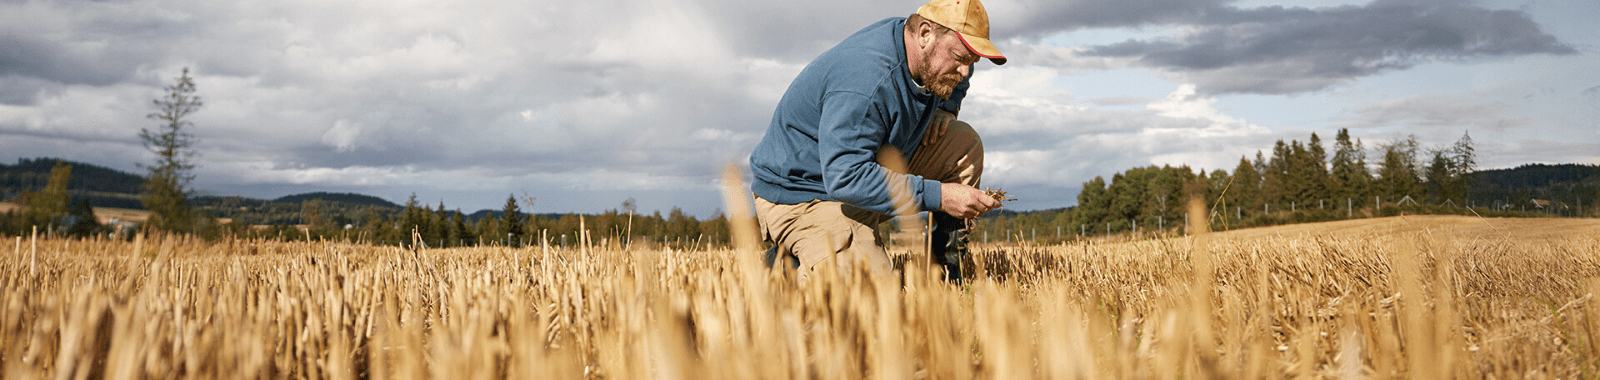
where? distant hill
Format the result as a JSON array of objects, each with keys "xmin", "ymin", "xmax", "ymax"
[
  {"xmin": 193, "ymin": 193, "xmax": 405, "ymax": 226},
  {"xmin": 1472, "ymin": 163, "xmax": 1600, "ymax": 189},
  {"xmin": 0, "ymin": 157, "xmax": 146, "ymax": 208},
  {"xmin": 273, "ymin": 192, "xmax": 401, "ymax": 208},
  {"xmin": 1470, "ymin": 163, "xmax": 1599, "ymax": 208}
]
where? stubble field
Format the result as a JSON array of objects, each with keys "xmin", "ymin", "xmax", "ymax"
[{"xmin": 3, "ymin": 215, "xmax": 1598, "ymax": 379}]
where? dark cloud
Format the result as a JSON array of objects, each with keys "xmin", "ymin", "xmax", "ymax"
[
  {"xmin": 994, "ymin": 0, "xmax": 1233, "ymax": 38},
  {"xmin": 1055, "ymin": 0, "xmax": 1577, "ymax": 94},
  {"xmin": 0, "ymin": 2, "xmax": 189, "ymax": 87}
]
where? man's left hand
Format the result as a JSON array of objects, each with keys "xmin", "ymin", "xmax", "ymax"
[{"xmin": 922, "ymin": 109, "xmax": 957, "ymax": 148}]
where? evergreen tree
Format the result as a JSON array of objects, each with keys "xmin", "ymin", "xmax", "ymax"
[
  {"xmin": 1205, "ymin": 169, "xmax": 1230, "ymax": 210},
  {"xmin": 474, "ymin": 216, "xmax": 497, "ymax": 245},
  {"xmin": 1424, "ymin": 149, "xmax": 1455, "ymax": 204},
  {"xmin": 141, "ymin": 67, "xmax": 203, "ymax": 233},
  {"xmin": 501, "ymin": 195, "xmax": 524, "ymax": 246},
  {"xmin": 400, "ymin": 194, "xmax": 424, "ymax": 242},
  {"xmin": 1422, "ymin": 132, "xmax": 1478, "ymax": 206},
  {"xmin": 1305, "ymin": 133, "xmax": 1332, "ymax": 203},
  {"xmin": 1374, "ymin": 135, "xmax": 1421, "ymax": 201},
  {"xmin": 361, "ymin": 205, "xmax": 387, "ymax": 244},
  {"xmin": 665, "ymin": 207, "xmax": 699, "ymax": 240},
  {"xmin": 448, "ymin": 210, "xmax": 466, "ymax": 247},
  {"xmin": 1229, "ymin": 157, "xmax": 1262, "ymax": 218},
  {"xmin": 1450, "ymin": 131, "xmax": 1477, "ymax": 201},
  {"xmin": 1262, "ymin": 142, "xmax": 1290, "ymax": 207},
  {"xmin": 66, "ymin": 200, "xmax": 101, "ymax": 237},
  {"xmin": 1330, "ymin": 128, "xmax": 1370, "ymax": 205}
]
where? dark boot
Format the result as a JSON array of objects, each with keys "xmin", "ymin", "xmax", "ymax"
[
  {"xmin": 929, "ymin": 212, "xmax": 970, "ymax": 282},
  {"xmin": 762, "ymin": 244, "xmax": 799, "ymax": 270}
]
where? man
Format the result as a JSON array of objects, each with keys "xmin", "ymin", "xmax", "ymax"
[{"xmin": 748, "ymin": 0, "xmax": 1005, "ymax": 282}]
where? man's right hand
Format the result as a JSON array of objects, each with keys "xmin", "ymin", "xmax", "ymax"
[{"xmin": 939, "ymin": 182, "xmax": 1000, "ymax": 219}]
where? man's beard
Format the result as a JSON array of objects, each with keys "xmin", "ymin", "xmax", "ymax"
[{"xmin": 918, "ymin": 55, "xmax": 964, "ymax": 99}]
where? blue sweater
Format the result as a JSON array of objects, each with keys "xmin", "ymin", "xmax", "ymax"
[{"xmin": 749, "ymin": 17, "xmax": 968, "ymax": 216}]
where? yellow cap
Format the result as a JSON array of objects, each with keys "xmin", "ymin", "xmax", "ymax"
[{"xmin": 917, "ymin": 0, "xmax": 1006, "ymax": 65}]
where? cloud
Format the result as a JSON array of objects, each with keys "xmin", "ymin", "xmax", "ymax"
[
  {"xmin": 1334, "ymin": 94, "xmax": 1534, "ymax": 134},
  {"xmin": 962, "ymin": 76, "xmax": 1275, "ymax": 208},
  {"xmin": 1028, "ymin": 0, "xmax": 1577, "ymax": 94}
]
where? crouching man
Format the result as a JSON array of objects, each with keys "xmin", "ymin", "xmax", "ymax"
[{"xmin": 747, "ymin": 0, "xmax": 1007, "ymax": 283}]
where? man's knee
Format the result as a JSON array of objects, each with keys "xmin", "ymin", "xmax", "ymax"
[{"xmin": 945, "ymin": 120, "xmax": 982, "ymax": 152}]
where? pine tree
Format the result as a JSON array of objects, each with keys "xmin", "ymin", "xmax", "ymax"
[
  {"xmin": 1330, "ymin": 128, "xmax": 1370, "ymax": 206},
  {"xmin": 141, "ymin": 67, "xmax": 203, "ymax": 233},
  {"xmin": 1230, "ymin": 157, "xmax": 1262, "ymax": 217},
  {"xmin": 1306, "ymin": 133, "xmax": 1331, "ymax": 203},
  {"xmin": 501, "ymin": 195, "xmax": 524, "ymax": 246},
  {"xmin": 66, "ymin": 200, "xmax": 101, "ymax": 237},
  {"xmin": 1450, "ymin": 131, "xmax": 1477, "ymax": 201},
  {"xmin": 1263, "ymin": 142, "xmax": 1289, "ymax": 206},
  {"xmin": 447, "ymin": 210, "xmax": 466, "ymax": 247},
  {"xmin": 1424, "ymin": 149, "xmax": 1455, "ymax": 204},
  {"xmin": 1422, "ymin": 132, "xmax": 1478, "ymax": 206},
  {"xmin": 400, "ymin": 194, "xmax": 424, "ymax": 241},
  {"xmin": 1375, "ymin": 135, "xmax": 1421, "ymax": 201}
]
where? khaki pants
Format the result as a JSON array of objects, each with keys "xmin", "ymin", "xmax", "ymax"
[{"xmin": 754, "ymin": 120, "xmax": 983, "ymax": 283}]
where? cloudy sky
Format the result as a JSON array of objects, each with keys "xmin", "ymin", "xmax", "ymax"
[{"xmin": 2, "ymin": 0, "xmax": 1595, "ymax": 217}]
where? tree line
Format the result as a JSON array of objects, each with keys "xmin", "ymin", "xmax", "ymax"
[
  {"xmin": 237, "ymin": 195, "xmax": 733, "ymax": 250},
  {"xmin": 968, "ymin": 128, "xmax": 1584, "ymax": 243}
]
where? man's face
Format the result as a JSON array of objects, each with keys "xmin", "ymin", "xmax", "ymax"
[{"xmin": 919, "ymin": 30, "xmax": 980, "ymax": 99}]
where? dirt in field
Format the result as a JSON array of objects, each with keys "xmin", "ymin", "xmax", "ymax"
[{"xmin": 1211, "ymin": 214, "xmax": 1599, "ymax": 241}]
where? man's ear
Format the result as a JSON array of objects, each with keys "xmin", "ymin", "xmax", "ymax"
[{"xmin": 914, "ymin": 20, "xmax": 938, "ymax": 50}]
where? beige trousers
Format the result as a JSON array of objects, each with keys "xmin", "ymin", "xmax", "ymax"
[{"xmin": 754, "ymin": 120, "xmax": 983, "ymax": 282}]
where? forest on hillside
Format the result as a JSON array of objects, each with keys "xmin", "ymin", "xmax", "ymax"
[{"xmin": 968, "ymin": 129, "xmax": 1596, "ymax": 244}]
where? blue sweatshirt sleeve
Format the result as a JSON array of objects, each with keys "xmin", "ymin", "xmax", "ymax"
[{"xmin": 818, "ymin": 91, "xmax": 941, "ymax": 215}]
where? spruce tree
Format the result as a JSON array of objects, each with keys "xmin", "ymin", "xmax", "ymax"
[
  {"xmin": 141, "ymin": 67, "xmax": 203, "ymax": 233},
  {"xmin": 1230, "ymin": 157, "xmax": 1262, "ymax": 218},
  {"xmin": 1306, "ymin": 133, "xmax": 1331, "ymax": 203},
  {"xmin": 1263, "ymin": 142, "xmax": 1289, "ymax": 207},
  {"xmin": 1330, "ymin": 128, "xmax": 1370, "ymax": 205},
  {"xmin": 1424, "ymin": 150, "xmax": 1455, "ymax": 204},
  {"xmin": 1450, "ymin": 132, "xmax": 1477, "ymax": 201},
  {"xmin": 1375, "ymin": 135, "xmax": 1421, "ymax": 201},
  {"xmin": 501, "ymin": 195, "xmax": 524, "ymax": 246},
  {"xmin": 66, "ymin": 200, "xmax": 101, "ymax": 237}
]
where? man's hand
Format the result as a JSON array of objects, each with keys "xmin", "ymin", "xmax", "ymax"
[
  {"xmin": 939, "ymin": 182, "xmax": 1000, "ymax": 219},
  {"xmin": 922, "ymin": 109, "xmax": 957, "ymax": 148}
]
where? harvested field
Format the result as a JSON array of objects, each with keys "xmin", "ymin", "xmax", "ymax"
[{"xmin": 2, "ymin": 215, "xmax": 1598, "ymax": 379}]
